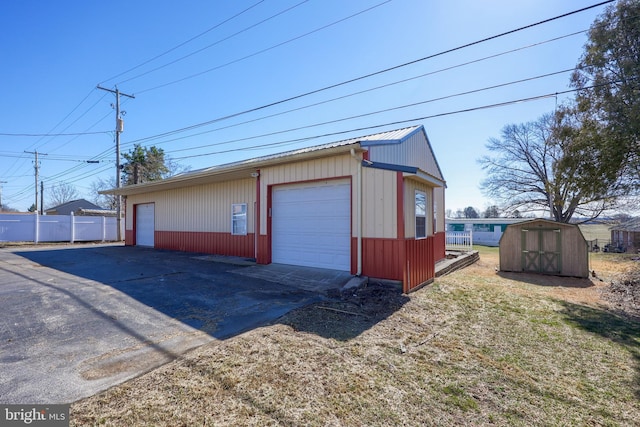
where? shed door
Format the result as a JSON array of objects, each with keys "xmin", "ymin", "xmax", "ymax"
[
  {"xmin": 272, "ymin": 180, "xmax": 350, "ymax": 271},
  {"xmin": 521, "ymin": 228, "xmax": 561, "ymax": 274},
  {"xmin": 136, "ymin": 203, "xmax": 155, "ymax": 247}
]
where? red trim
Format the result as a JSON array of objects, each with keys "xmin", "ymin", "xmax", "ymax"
[
  {"xmin": 268, "ymin": 176, "xmax": 353, "ymax": 269},
  {"xmin": 396, "ymin": 171, "xmax": 404, "ymax": 239},
  {"xmin": 362, "ymin": 150, "xmax": 370, "ymax": 161},
  {"xmin": 265, "ymin": 185, "xmax": 273, "ymax": 264},
  {"xmin": 255, "ymin": 170, "xmax": 261, "ymax": 260},
  {"xmin": 433, "ymin": 231, "xmax": 446, "ymax": 262},
  {"xmin": 125, "ymin": 230, "xmax": 134, "ymax": 246},
  {"xmin": 131, "ymin": 203, "xmax": 138, "ymax": 246},
  {"xmin": 155, "ymin": 231, "xmax": 254, "ymax": 258}
]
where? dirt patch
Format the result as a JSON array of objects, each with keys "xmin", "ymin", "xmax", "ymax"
[
  {"xmin": 282, "ymin": 281, "xmax": 410, "ymax": 341},
  {"xmin": 602, "ymin": 266, "xmax": 640, "ymax": 318}
]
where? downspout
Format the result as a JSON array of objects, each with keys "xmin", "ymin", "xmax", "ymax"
[{"xmin": 350, "ymin": 149, "xmax": 362, "ymax": 276}]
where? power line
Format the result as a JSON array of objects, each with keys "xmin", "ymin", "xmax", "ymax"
[
  {"xmin": 100, "ymin": 0, "xmax": 266, "ymax": 84},
  {"xmin": 0, "ymin": 130, "xmax": 111, "ymax": 137},
  {"xmin": 136, "ymin": 0, "xmax": 393, "ymax": 94},
  {"xmin": 125, "ymin": 1, "xmax": 610, "ymax": 145},
  {"xmin": 168, "ymin": 79, "xmax": 624, "ymax": 161},
  {"xmin": 117, "ymin": 0, "xmax": 310, "ymax": 86},
  {"xmin": 125, "ymin": 30, "xmax": 584, "ymax": 150},
  {"xmin": 164, "ymin": 68, "xmax": 575, "ymax": 155},
  {"xmin": 1, "ymin": 2, "xmax": 614, "ymax": 203}
]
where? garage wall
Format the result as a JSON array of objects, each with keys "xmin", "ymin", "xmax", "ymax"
[
  {"xmin": 126, "ymin": 179, "xmax": 255, "ymax": 233},
  {"xmin": 362, "ymin": 167, "xmax": 397, "ymax": 239},
  {"xmin": 259, "ymin": 153, "xmax": 357, "ymax": 235}
]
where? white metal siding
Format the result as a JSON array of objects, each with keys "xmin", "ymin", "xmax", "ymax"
[
  {"xmin": 367, "ymin": 130, "xmax": 444, "ymax": 180},
  {"xmin": 272, "ymin": 180, "xmax": 351, "ymax": 271},
  {"xmin": 136, "ymin": 203, "xmax": 155, "ymax": 247},
  {"xmin": 362, "ymin": 167, "xmax": 397, "ymax": 238},
  {"xmin": 126, "ymin": 179, "xmax": 255, "ymax": 233},
  {"xmin": 260, "ymin": 154, "xmax": 356, "ymax": 236}
]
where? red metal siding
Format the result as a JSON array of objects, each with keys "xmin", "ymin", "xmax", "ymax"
[
  {"xmin": 357, "ymin": 236, "xmax": 436, "ymax": 292},
  {"xmin": 125, "ymin": 230, "xmax": 134, "ymax": 246},
  {"xmin": 433, "ymin": 231, "xmax": 446, "ymax": 262},
  {"xmin": 257, "ymin": 234, "xmax": 270, "ymax": 264},
  {"xmin": 360, "ymin": 237, "xmax": 405, "ymax": 281},
  {"xmin": 155, "ymin": 231, "xmax": 255, "ymax": 258},
  {"xmin": 404, "ymin": 236, "xmax": 435, "ymax": 293}
]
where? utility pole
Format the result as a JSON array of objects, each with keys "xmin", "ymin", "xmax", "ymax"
[
  {"xmin": 0, "ymin": 181, "xmax": 7, "ymax": 211},
  {"xmin": 40, "ymin": 181, "xmax": 44, "ymax": 215},
  {"xmin": 24, "ymin": 150, "xmax": 47, "ymax": 213},
  {"xmin": 97, "ymin": 85, "xmax": 135, "ymax": 241}
]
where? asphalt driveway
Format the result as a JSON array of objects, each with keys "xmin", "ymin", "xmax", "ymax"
[{"xmin": 0, "ymin": 244, "xmax": 350, "ymax": 404}]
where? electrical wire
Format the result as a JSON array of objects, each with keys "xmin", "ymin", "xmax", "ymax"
[
  {"xmin": 169, "ymin": 80, "xmax": 622, "ymax": 161},
  {"xmin": 162, "ymin": 68, "xmax": 575, "ymax": 155},
  {"xmin": 122, "ymin": 29, "xmax": 586, "ymax": 150},
  {"xmin": 100, "ymin": 0, "xmax": 266, "ymax": 84},
  {"xmin": 1, "ymin": 1, "xmax": 615, "ymax": 205},
  {"xmin": 116, "ymin": 0, "xmax": 311, "ymax": 86},
  {"xmin": 136, "ymin": 0, "xmax": 393, "ymax": 94},
  {"xmin": 124, "ymin": 0, "xmax": 611, "ymax": 146}
]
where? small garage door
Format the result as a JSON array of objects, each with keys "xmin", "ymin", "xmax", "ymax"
[
  {"xmin": 272, "ymin": 180, "xmax": 350, "ymax": 271},
  {"xmin": 136, "ymin": 203, "xmax": 155, "ymax": 247}
]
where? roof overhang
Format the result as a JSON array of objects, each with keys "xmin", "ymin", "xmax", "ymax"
[
  {"xmin": 101, "ymin": 143, "xmax": 364, "ymax": 196},
  {"xmin": 361, "ymin": 160, "xmax": 445, "ymax": 188}
]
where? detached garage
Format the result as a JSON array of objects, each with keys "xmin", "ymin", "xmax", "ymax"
[
  {"xmin": 103, "ymin": 125, "xmax": 447, "ymax": 292},
  {"xmin": 499, "ymin": 218, "xmax": 589, "ymax": 278}
]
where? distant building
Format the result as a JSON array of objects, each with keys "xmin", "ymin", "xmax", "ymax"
[
  {"xmin": 610, "ymin": 218, "xmax": 640, "ymax": 253},
  {"xmin": 44, "ymin": 199, "xmax": 105, "ymax": 216},
  {"xmin": 446, "ymin": 218, "xmax": 530, "ymax": 246}
]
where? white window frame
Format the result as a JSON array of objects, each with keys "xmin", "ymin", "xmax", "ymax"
[
  {"xmin": 231, "ymin": 203, "xmax": 247, "ymax": 236},
  {"xmin": 415, "ymin": 190, "xmax": 427, "ymax": 239}
]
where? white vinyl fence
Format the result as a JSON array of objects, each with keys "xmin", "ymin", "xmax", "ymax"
[
  {"xmin": 0, "ymin": 213, "xmax": 120, "ymax": 243},
  {"xmin": 446, "ymin": 230, "xmax": 473, "ymax": 251}
]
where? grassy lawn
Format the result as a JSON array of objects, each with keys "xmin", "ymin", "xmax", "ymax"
[{"xmin": 71, "ymin": 247, "xmax": 640, "ymax": 426}]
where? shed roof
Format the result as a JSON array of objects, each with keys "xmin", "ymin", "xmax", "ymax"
[{"xmin": 102, "ymin": 125, "xmax": 441, "ymax": 196}]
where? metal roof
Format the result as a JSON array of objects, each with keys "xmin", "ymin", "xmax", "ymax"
[
  {"xmin": 101, "ymin": 125, "xmax": 427, "ymax": 196},
  {"xmin": 176, "ymin": 125, "xmax": 423, "ymax": 178}
]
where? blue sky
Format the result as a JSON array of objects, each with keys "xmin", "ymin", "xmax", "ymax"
[{"xmin": 0, "ymin": 0, "xmax": 609, "ymax": 213}]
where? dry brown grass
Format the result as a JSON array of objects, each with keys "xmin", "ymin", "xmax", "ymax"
[{"xmin": 71, "ymin": 248, "xmax": 640, "ymax": 426}]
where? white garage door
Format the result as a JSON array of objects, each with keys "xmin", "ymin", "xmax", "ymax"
[
  {"xmin": 272, "ymin": 180, "xmax": 351, "ymax": 271},
  {"xmin": 136, "ymin": 203, "xmax": 155, "ymax": 247}
]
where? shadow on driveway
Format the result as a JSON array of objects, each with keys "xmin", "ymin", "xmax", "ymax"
[{"xmin": 0, "ymin": 244, "xmax": 407, "ymax": 404}]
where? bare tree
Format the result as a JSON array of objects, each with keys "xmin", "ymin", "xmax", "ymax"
[
  {"xmin": 47, "ymin": 182, "xmax": 79, "ymax": 208},
  {"xmin": 90, "ymin": 177, "xmax": 118, "ymax": 209},
  {"xmin": 479, "ymin": 113, "xmax": 626, "ymax": 223}
]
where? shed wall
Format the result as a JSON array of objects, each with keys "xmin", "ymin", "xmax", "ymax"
[{"xmin": 499, "ymin": 220, "xmax": 588, "ymax": 278}]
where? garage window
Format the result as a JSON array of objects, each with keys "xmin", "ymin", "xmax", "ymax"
[
  {"xmin": 415, "ymin": 191, "xmax": 426, "ymax": 239},
  {"xmin": 231, "ymin": 203, "xmax": 247, "ymax": 235}
]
